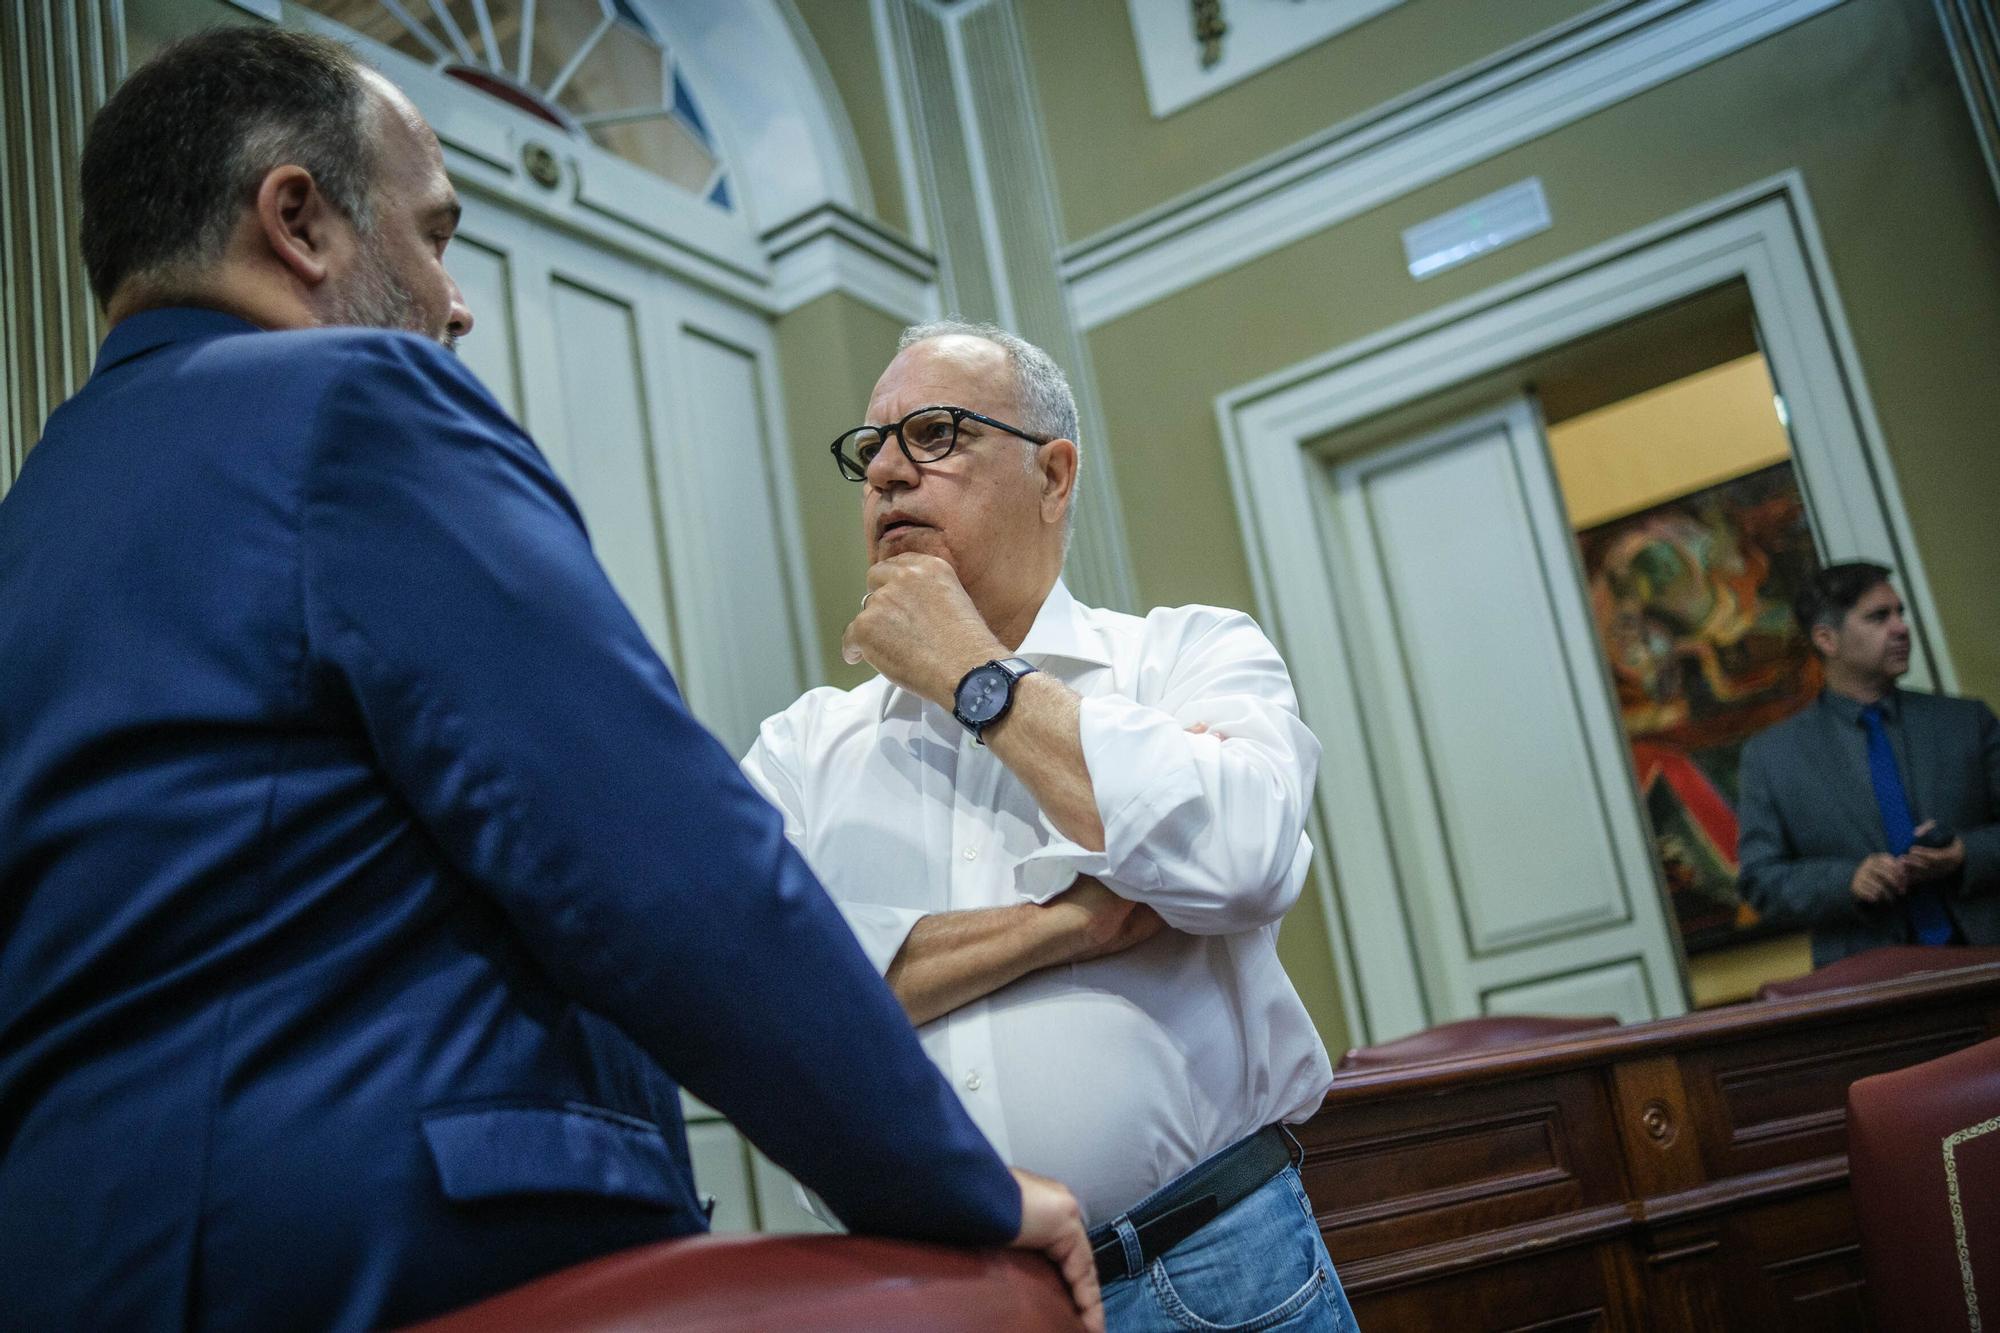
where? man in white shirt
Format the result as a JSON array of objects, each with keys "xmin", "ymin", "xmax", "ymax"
[{"xmin": 742, "ymin": 321, "xmax": 1353, "ymax": 1332}]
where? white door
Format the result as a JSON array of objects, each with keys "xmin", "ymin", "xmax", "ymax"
[
  {"xmin": 451, "ymin": 200, "xmax": 812, "ymax": 756},
  {"xmin": 445, "ymin": 198, "xmax": 830, "ymax": 1232},
  {"xmin": 1318, "ymin": 397, "xmax": 1688, "ymax": 1025}
]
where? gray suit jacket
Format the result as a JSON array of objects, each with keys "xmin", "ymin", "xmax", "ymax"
[{"xmin": 1736, "ymin": 688, "xmax": 2000, "ymax": 965}]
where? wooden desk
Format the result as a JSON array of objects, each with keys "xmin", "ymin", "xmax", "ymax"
[{"xmin": 1299, "ymin": 962, "xmax": 2000, "ymax": 1331}]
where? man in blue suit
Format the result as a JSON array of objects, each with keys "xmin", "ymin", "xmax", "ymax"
[
  {"xmin": 1737, "ymin": 562, "xmax": 2000, "ymax": 965},
  {"xmin": 0, "ymin": 27, "xmax": 1099, "ymax": 1332}
]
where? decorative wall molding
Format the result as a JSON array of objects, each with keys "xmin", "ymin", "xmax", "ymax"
[
  {"xmin": 763, "ymin": 203, "xmax": 939, "ymax": 322},
  {"xmin": 1060, "ymin": 0, "xmax": 1851, "ymax": 331},
  {"xmin": 1932, "ymin": 0, "xmax": 2000, "ymax": 207},
  {"xmin": 883, "ymin": 0, "xmax": 1140, "ymax": 613}
]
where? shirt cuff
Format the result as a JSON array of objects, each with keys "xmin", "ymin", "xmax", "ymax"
[{"xmin": 834, "ymin": 902, "xmax": 928, "ymax": 975}]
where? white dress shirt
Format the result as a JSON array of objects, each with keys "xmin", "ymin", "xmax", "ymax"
[{"xmin": 741, "ymin": 581, "xmax": 1334, "ymax": 1224}]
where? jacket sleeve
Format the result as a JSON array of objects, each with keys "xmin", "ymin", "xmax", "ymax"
[
  {"xmin": 298, "ymin": 335, "xmax": 1017, "ymax": 1245},
  {"xmin": 1954, "ymin": 700, "xmax": 2000, "ymax": 894},
  {"xmin": 1014, "ymin": 608, "xmax": 1321, "ymax": 935},
  {"xmin": 1735, "ymin": 733, "xmax": 1866, "ymax": 927}
]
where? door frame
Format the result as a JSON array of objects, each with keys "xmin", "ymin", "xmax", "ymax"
[{"xmin": 1216, "ymin": 171, "xmax": 1954, "ymax": 1043}]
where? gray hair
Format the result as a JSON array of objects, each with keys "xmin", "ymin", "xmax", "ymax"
[{"xmin": 897, "ymin": 319, "xmax": 1081, "ymax": 544}]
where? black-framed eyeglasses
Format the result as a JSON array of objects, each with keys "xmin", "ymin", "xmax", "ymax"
[{"xmin": 830, "ymin": 405, "xmax": 1051, "ymax": 482}]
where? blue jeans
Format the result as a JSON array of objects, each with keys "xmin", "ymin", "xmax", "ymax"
[{"xmin": 1099, "ymin": 1163, "xmax": 1359, "ymax": 1332}]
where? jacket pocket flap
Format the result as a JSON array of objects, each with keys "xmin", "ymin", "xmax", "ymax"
[{"xmin": 420, "ymin": 1104, "xmax": 681, "ymax": 1207}]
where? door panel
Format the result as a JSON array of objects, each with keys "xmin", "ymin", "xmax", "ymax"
[
  {"xmin": 446, "ymin": 235, "xmax": 521, "ymax": 420},
  {"xmin": 1356, "ymin": 425, "xmax": 1633, "ymax": 951},
  {"xmin": 1322, "ymin": 398, "xmax": 1687, "ymax": 1023},
  {"xmin": 1483, "ymin": 957, "xmax": 1656, "ymax": 1023},
  {"xmin": 545, "ymin": 276, "xmax": 679, "ymax": 664}
]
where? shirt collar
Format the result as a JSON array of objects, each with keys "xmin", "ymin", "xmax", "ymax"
[
  {"xmin": 875, "ymin": 578, "xmax": 1111, "ymax": 722},
  {"xmin": 93, "ymin": 307, "xmax": 264, "ymax": 377},
  {"xmin": 1822, "ymin": 686, "xmax": 1902, "ymax": 727}
]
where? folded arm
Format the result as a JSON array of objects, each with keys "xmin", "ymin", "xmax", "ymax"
[{"xmin": 884, "ymin": 877, "xmax": 1162, "ymax": 1026}]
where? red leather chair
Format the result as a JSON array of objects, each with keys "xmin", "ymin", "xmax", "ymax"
[
  {"xmin": 1847, "ymin": 1035, "xmax": 2000, "ymax": 1333},
  {"xmin": 1756, "ymin": 944, "xmax": 2000, "ymax": 1000},
  {"xmin": 1336, "ymin": 1014, "xmax": 1619, "ymax": 1072},
  {"xmin": 400, "ymin": 1233, "xmax": 1086, "ymax": 1333}
]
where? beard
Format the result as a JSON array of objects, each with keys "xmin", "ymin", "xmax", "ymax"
[{"xmin": 322, "ymin": 242, "xmax": 457, "ymax": 353}]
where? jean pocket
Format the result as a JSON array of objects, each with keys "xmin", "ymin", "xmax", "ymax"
[
  {"xmin": 1146, "ymin": 1259, "xmax": 1329, "ymax": 1332},
  {"xmin": 419, "ymin": 1101, "xmax": 691, "ymax": 1210}
]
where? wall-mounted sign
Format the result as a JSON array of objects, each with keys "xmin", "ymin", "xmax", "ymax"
[{"xmin": 1402, "ymin": 177, "xmax": 1553, "ymax": 281}]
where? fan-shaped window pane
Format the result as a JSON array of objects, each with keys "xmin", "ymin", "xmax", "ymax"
[{"xmin": 298, "ymin": 0, "xmax": 731, "ymax": 208}]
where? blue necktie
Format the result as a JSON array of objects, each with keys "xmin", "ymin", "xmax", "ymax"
[{"xmin": 1860, "ymin": 704, "xmax": 1954, "ymax": 945}]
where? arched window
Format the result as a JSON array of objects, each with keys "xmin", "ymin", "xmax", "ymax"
[{"xmin": 299, "ymin": 0, "xmax": 732, "ymax": 209}]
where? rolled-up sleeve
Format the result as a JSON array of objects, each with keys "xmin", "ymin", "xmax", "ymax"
[{"xmin": 1016, "ymin": 610, "xmax": 1320, "ymax": 934}]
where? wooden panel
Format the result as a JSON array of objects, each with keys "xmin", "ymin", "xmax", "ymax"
[
  {"xmin": 1347, "ymin": 1238, "xmax": 1638, "ymax": 1332},
  {"xmin": 1682, "ymin": 1020, "xmax": 1990, "ymax": 1176},
  {"xmin": 1306, "ymin": 1069, "xmax": 1624, "ymax": 1264},
  {"xmin": 1303, "ymin": 961, "xmax": 2000, "ymax": 1329}
]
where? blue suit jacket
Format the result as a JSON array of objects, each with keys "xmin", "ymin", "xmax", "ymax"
[{"xmin": 0, "ymin": 309, "xmax": 1016, "ymax": 1331}]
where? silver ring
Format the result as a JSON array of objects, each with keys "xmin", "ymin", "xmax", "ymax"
[{"xmin": 860, "ymin": 591, "xmax": 873, "ymax": 608}]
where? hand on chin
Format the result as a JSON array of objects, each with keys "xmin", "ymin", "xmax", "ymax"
[{"xmin": 844, "ymin": 551, "xmax": 1002, "ymax": 703}]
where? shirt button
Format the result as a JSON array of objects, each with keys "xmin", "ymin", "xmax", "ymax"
[
  {"xmin": 964, "ymin": 1070, "xmax": 983, "ymax": 1091},
  {"xmin": 962, "ymin": 847, "xmax": 978, "ymax": 861}
]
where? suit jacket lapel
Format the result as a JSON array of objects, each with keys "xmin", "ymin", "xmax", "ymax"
[{"xmin": 1901, "ymin": 694, "xmax": 1942, "ymax": 827}]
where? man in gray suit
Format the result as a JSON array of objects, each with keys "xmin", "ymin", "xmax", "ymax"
[{"xmin": 1737, "ymin": 562, "xmax": 2000, "ymax": 965}]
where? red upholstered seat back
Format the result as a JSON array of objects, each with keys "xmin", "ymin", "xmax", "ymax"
[
  {"xmin": 1757, "ymin": 945, "xmax": 2000, "ymax": 1000},
  {"xmin": 399, "ymin": 1232, "xmax": 1086, "ymax": 1333},
  {"xmin": 1336, "ymin": 1014, "xmax": 1619, "ymax": 1072},
  {"xmin": 1847, "ymin": 1035, "xmax": 2000, "ymax": 1333}
]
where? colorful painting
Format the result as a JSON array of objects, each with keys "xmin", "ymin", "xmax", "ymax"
[{"xmin": 1577, "ymin": 463, "xmax": 1822, "ymax": 953}]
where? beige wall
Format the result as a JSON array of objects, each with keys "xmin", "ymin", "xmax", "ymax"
[
  {"xmin": 788, "ymin": 0, "xmax": 911, "ymax": 238},
  {"xmin": 772, "ymin": 292, "xmax": 905, "ymax": 690},
  {"xmin": 1078, "ymin": 0, "xmax": 2000, "ymax": 706},
  {"xmin": 1019, "ymin": 0, "xmax": 1601, "ymax": 244}
]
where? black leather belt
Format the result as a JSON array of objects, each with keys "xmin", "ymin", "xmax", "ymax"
[{"xmin": 1087, "ymin": 1125, "xmax": 1296, "ymax": 1286}]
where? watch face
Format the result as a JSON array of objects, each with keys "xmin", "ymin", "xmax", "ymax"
[{"xmin": 957, "ymin": 664, "xmax": 1009, "ymax": 724}]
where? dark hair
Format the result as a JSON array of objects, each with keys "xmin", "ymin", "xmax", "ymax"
[
  {"xmin": 1794, "ymin": 561, "xmax": 1893, "ymax": 647},
  {"xmin": 79, "ymin": 26, "xmax": 379, "ymax": 308}
]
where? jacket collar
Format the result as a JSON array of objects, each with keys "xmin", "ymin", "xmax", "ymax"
[
  {"xmin": 94, "ymin": 307, "xmax": 264, "ymax": 376},
  {"xmin": 876, "ymin": 578, "xmax": 1111, "ymax": 722},
  {"xmin": 1820, "ymin": 685, "xmax": 1904, "ymax": 728}
]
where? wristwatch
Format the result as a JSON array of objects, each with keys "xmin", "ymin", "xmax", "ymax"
[{"xmin": 952, "ymin": 656, "xmax": 1039, "ymax": 743}]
